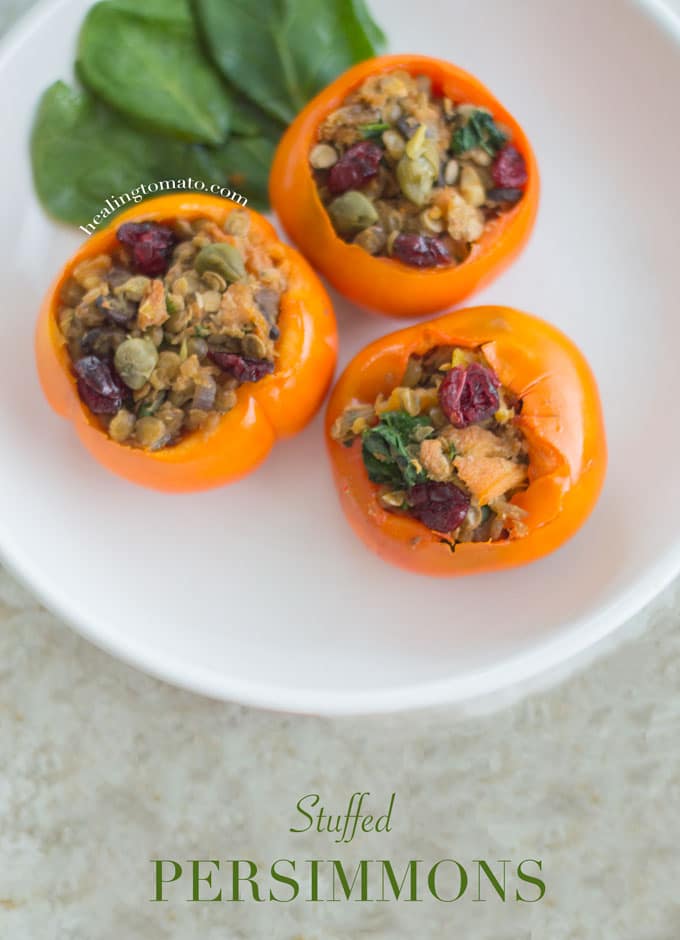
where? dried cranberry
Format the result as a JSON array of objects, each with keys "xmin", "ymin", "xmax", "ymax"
[
  {"xmin": 74, "ymin": 355, "xmax": 124, "ymax": 414},
  {"xmin": 208, "ymin": 351, "xmax": 274, "ymax": 383},
  {"xmin": 485, "ymin": 187, "xmax": 523, "ymax": 205},
  {"xmin": 439, "ymin": 362, "xmax": 500, "ymax": 428},
  {"xmin": 116, "ymin": 222, "xmax": 176, "ymax": 277},
  {"xmin": 408, "ymin": 482, "xmax": 470, "ymax": 532},
  {"xmin": 327, "ymin": 141, "xmax": 383, "ymax": 194},
  {"xmin": 492, "ymin": 145, "xmax": 528, "ymax": 189},
  {"xmin": 391, "ymin": 233, "xmax": 451, "ymax": 268}
]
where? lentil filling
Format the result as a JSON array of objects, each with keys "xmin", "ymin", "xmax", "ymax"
[
  {"xmin": 57, "ymin": 211, "xmax": 289, "ymax": 451},
  {"xmin": 331, "ymin": 346, "xmax": 530, "ymax": 543},
  {"xmin": 310, "ymin": 69, "xmax": 528, "ymax": 267}
]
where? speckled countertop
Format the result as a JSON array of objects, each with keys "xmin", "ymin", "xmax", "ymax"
[{"xmin": 2, "ymin": 2, "xmax": 680, "ymax": 938}]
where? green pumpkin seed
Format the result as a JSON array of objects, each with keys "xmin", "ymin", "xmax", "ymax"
[
  {"xmin": 242, "ymin": 333, "xmax": 267, "ymax": 359},
  {"xmin": 396, "ymin": 138, "xmax": 439, "ymax": 207},
  {"xmin": 327, "ymin": 190, "xmax": 378, "ymax": 236},
  {"xmin": 194, "ymin": 242, "xmax": 245, "ymax": 283},
  {"xmin": 114, "ymin": 337, "xmax": 158, "ymax": 390},
  {"xmin": 115, "ymin": 275, "xmax": 150, "ymax": 302}
]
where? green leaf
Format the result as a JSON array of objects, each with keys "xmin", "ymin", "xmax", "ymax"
[
  {"xmin": 193, "ymin": 0, "xmax": 387, "ymax": 124},
  {"xmin": 30, "ymin": 82, "xmax": 279, "ymax": 225},
  {"xmin": 361, "ymin": 411, "xmax": 433, "ymax": 489},
  {"xmin": 219, "ymin": 135, "xmax": 278, "ymax": 209},
  {"xmin": 189, "ymin": 133, "xmax": 281, "ymax": 210},
  {"xmin": 106, "ymin": 0, "xmax": 193, "ymax": 27},
  {"xmin": 451, "ymin": 122, "xmax": 477, "ymax": 156},
  {"xmin": 477, "ymin": 113, "xmax": 508, "ymax": 155},
  {"xmin": 227, "ymin": 94, "xmax": 286, "ymax": 138},
  {"xmin": 84, "ymin": 0, "xmax": 285, "ymax": 141},
  {"xmin": 451, "ymin": 109, "xmax": 508, "ymax": 156},
  {"xmin": 348, "ymin": 0, "xmax": 387, "ymax": 52},
  {"xmin": 360, "ymin": 122, "xmax": 391, "ymax": 139},
  {"xmin": 31, "ymin": 82, "xmax": 180, "ymax": 225},
  {"xmin": 362, "ymin": 453, "xmax": 403, "ymax": 487},
  {"xmin": 77, "ymin": 1, "xmax": 232, "ymax": 145}
]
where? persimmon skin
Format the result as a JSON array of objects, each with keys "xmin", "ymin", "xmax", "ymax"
[
  {"xmin": 325, "ymin": 306, "xmax": 607, "ymax": 577},
  {"xmin": 36, "ymin": 193, "xmax": 338, "ymax": 492},
  {"xmin": 270, "ymin": 54, "xmax": 540, "ymax": 318}
]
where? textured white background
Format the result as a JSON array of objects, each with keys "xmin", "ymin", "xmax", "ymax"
[{"xmin": 1, "ymin": 1, "xmax": 680, "ymax": 937}]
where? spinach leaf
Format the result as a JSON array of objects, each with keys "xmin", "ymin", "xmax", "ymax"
[
  {"xmin": 106, "ymin": 0, "xmax": 193, "ymax": 27},
  {"xmin": 77, "ymin": 1, "xmax": 232, "ymax": 145},
  {"xmin": 89, "ymin": 0, "xmax": 285, "ymax": 140},
  {"xmin": 224, "ymin": 94, "xmax": 286, "ymax": 140},
  {"xmin": 361, "ymin": 411, "xmax": 433, "ymax": 488},
  {"xmin": 348, "ymin": 0, "xmax": 387, "ymax": 52},
  {"xmin": 31, "ymin": 0, "xmax": 386, "ymax": 224},
  {"xmin": 31, "ymin": 82, "xmax": 278, "ymax": 224},
  {"xmin": 193, "ymin": 0, "xmax": 387, "ymax": 124},
  {"xmin": 451, "ymin": 109, "xmax": 508, "ymax": 156},
  {"xmin": 189, "ymin": 133, "xmax": 281, "ymax": 210},
  {"xmin": 30, "ymin": 82, "xmax": 184, "ymax": 225}
]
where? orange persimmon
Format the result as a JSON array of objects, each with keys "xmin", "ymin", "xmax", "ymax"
[
  {"xmin": 270, "ymin": 54, "xmax": 539, "ymax": 318},
  {"xmin": 36, "ymin": 193, "xmax": 338, "ymax": 492},
  {"xmin": 325, "ymin": 306, "xmax": 606, "ymax": 577}
]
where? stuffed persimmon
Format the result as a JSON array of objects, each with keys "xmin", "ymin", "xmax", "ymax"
[
  {"xmin": 36, "ymin": 193, "xmax": 337, "ymax": 492},
  {"xmin": 271, "ymin": 55, "xmax": 539, "ymax": 317},
  {"xmin": 326, "ymin": 306, "xmax": 606, "ymax": 577}
]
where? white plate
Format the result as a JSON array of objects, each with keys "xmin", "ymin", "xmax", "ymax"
[{"xmin": 1, "ymin": 0, "xmax": 679, "ymax": 715}]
